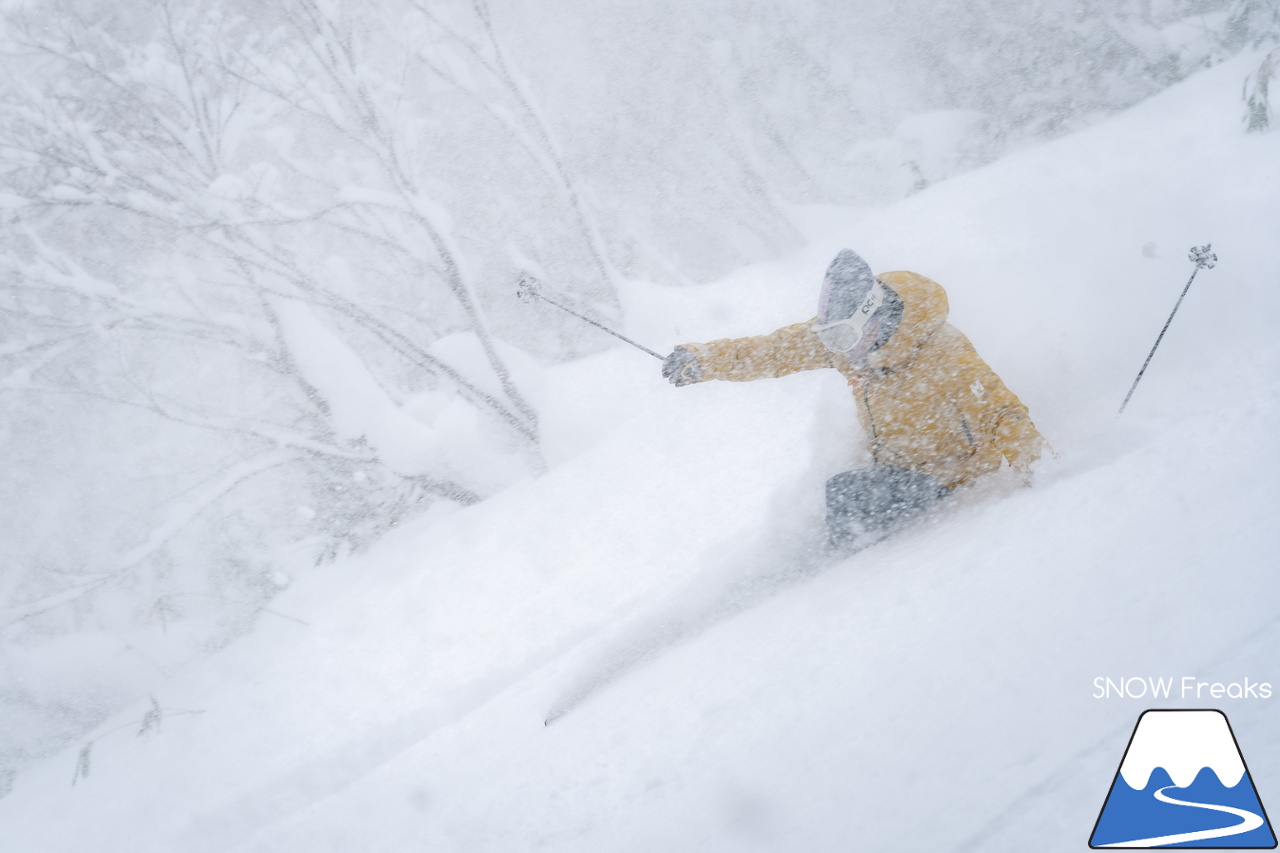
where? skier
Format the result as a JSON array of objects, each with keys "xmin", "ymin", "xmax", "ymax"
[{"xmin": 661, "ymin": 249, "xmax": 1044, "ymax": 551}]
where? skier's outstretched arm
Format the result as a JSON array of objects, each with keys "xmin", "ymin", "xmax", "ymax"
[{"xmin": 664, "ymin": 320, "xmax": 835, "ymax": 386}]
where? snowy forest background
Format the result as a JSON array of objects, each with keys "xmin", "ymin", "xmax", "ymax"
[{"xmin": 0, "ymin": 0, "xmax": 1276, "ymax": 794}]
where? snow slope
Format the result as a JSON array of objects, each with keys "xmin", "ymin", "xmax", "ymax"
[{"xmin": 3, "ymin": 51, "xmax": 1279, "ymax": 852}]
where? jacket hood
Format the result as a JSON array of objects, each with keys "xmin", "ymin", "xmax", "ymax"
[{"xmin": 863, "ymin": 271, "xmax": 949, "ymax": 371}]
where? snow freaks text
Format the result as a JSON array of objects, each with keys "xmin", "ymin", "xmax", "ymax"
[{"xmin": 1093, "ymin": 677, "xmax": 1274, "ymax": 701}]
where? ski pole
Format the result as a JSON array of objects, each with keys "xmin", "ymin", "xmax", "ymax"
[
  {"xmin": 1119, "ymin": 244, "xmax": 1217, "ymax": 415},
  {"xmin": 517, "ymin": 275, "xmax": 665, "ymax": 360}
]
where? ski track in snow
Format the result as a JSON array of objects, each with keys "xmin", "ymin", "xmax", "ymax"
[
  {"xmin": 540, "ymin": 474, "xmax": 1016, "ymax": 725},
  {"xmin": 542, "ymin": 527, "xmax": 832, "ymax": 724}
]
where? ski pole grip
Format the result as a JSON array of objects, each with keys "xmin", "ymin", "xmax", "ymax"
[
  {"xmin": 516, "ymin": 275, "xmax": 544, "ymax": 303},
  {"xmin": 1189, "ymin": 244, "xmax": 1217, "ymax": 270}
]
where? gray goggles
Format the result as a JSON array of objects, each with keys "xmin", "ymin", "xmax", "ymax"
[{"xmin": 812, "ymin": 280, "xmax": 888, "ymax": 353}]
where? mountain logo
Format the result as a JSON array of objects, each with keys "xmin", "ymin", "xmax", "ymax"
[{"xmin": 1090, "ymin": 709, "xmax": 1276, "ymax": 848}]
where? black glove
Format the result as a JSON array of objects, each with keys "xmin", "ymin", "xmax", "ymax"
[{"xmin": 662, "ymin": 346, "xmax": 703, "ymax": 387}]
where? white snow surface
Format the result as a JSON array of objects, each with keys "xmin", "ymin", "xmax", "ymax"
[
  {"xmin": 1119, "ymin": 710, "xmax": 1246, "ymax": 790},
  {"xmin": 4, "ymin": 52, "xmax": 1280, "ymax": 852}
]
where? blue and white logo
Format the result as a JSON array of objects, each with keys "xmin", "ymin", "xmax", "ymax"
[{"xmin": 1090, "ymin": 709, "xmax": 1276, "ymax": 848}]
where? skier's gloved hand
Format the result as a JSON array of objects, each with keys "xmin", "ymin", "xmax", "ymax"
[{"xmin": 662, "ymin": 346, "xmax": 703, "ymax": 387}]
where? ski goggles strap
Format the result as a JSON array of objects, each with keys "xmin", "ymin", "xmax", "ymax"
[{"xmin": 812, "ymin": 280, "xmax": 888, "ymax": 353}]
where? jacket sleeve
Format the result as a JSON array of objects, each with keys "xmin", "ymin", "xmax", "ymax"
[
  {"xmin": 993, "ymin": 408, "xmax": 1044, "ymax": 474},
  {"xmin": 951, "ymin": 333, "xmax": 1045, "ymax": 475},
  {"xmin": 977, "ymin": 368, "xmax": 1044, "ymax": 474},
  {"xmin": 682, "ymin": 319, "xmax": 835, "ymax": 382}
]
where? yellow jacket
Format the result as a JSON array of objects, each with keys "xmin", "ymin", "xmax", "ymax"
[{"xmin": 682, "ymin": 271, "xmax": 1043, "ymax": 488}]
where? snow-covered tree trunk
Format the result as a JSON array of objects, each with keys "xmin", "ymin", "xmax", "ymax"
[{"xmin": 1243, "ymin": 49, "xmax": 1276, "ymax": 130}]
